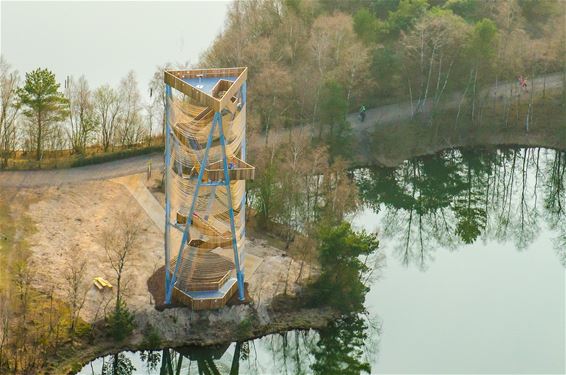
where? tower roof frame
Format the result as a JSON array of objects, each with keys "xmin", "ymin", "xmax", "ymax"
[{"xmin": 164, "ymin": 67, "xmax": 248, "ymax": 112}]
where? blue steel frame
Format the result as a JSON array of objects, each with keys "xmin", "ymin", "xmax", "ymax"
[
  {"xmin": 164, "ymin": 84, "xmax": 172, "ymax": 295},
  {"xmin": 164, "ymin": 84, "xmax": 247, "ymax": 304},
  {"xmin": 239, "ymin": 82, "xmax": 247, "ymax": 267}
]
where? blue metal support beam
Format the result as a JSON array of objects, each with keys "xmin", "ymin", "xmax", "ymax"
[
  {"xmin": 217, "ymin": 114, "xmax": 245, "ymax": 301},
  {"xmin": 239, "ymin": 83, "xmax": 247, "ymax": 263},
  {"xmin": 164, "ymin": 84, "xmax": 172, "ymax": 304}
]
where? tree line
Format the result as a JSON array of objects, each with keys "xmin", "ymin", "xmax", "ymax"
[
  {"xmin": 201, "ymin": 0, "xmax": 565, "ymax": 155},
  {"xmin": 0, "ymin": 58, "xmax": 166, "ymax": 168}
]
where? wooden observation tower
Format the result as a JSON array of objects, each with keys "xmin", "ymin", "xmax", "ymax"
[{"xmin": 163, "ymin": 68, "xmax": 253, "ymax": 310}]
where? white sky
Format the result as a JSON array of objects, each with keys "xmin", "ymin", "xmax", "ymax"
[{"xmin": 0, "ymin": 0, "xmax": 230, "ymax": 100}]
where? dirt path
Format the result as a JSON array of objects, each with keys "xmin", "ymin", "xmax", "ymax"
[
  {"xmin": 256, "ymin": 72, "xmax": 563, "ymax": 145},
  {"xmin": 0, "ymin": 73, "xmax": 562, "ymax": 187},
  {"xmin": 347, "ymin": 72, "xmax": 563, "ymax": 133},
  {"xmin": 0, "ymin": 153, "xmax": 164, "ymax": 187}
]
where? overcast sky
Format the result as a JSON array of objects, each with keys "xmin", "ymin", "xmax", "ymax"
[{"xmin": 1, "ymin": 1, "xmax": 230, "ymax": 99}]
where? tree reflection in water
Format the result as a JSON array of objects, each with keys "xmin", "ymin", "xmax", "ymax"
[
  {"xmin": 357, "ymin": 147, "xmax": 566, "ymax": 269},
  {"xmin": 88, "ymin": 312, "xmax": 380, "ymax": 375},
  {"xmin": 100, "ymin": 353, "xmax": 135, "ymax": 375},
  {"xmin": 311, "ymin": 313, "xmax": 381, "ymax": 375},
  {"xmin": 80, "ymin": 147, "xmax": 566, "ymax": 375}
]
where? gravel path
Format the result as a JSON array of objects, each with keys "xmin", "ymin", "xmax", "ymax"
[
  {"xmin": 0, "ymin": 153, "xmax": 164, "ymax": 187},
  {"xmin": 347, "ymin": 72, "xmax": 563, "ymax": 133},
  {"xmin": 0, "ymin": 73, "xmax": 562, "ymax": 187}
]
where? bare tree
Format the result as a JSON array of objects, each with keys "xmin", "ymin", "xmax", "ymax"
[
  {"xmin": 148, "ymin": 64, "xmax": 172, "ymax": 138},
  {"xmin": 103, "ymin": 211, "xmax": 144, "ymax": 311},
  {"xmin": 0, "ymin": 57, "xmax": 20, "ymax": 168},
  {"xmin": 93, "ymin": 84, "xmax": 121, "ymax": 152},
  {"xmin": 63, "ymin": 252, "xmax": 89, "ymax": 336},
  {"xmin": 145, "ymin": 101, "xmax": 156, "ymax": 147},
  {"xmin": 11, "ymin": 260, "xmax": 34, "ymax": 371},
  {"xmin": 0, "ymin": 290, "xmax": 10, "ymax": 369},
  {"xmin": 102, "ymin": 212, "xmax": 145, "ymax": 341},
  {"xmin": 66, "ymin": 75, "xmax": 97, "ymax": 155},
  {"xmin": 116, "ymin": 71, "xmax": 144, "ymax": 148}
]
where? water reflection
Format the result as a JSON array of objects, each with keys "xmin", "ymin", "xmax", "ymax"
[
  {"xmin": 311, "ymin": 314, "xmax": 379, "ymax": 375},
  {"xmin": 357, "ymin": 147, "xmax": 566, "ymax": 269},
  {"xmin": 80, "ymin": 313, "xmax": 380, "ymax": 374},
  {"xmin": 78, "ymin": 146, "xmax": 564, "ymax": 374}
]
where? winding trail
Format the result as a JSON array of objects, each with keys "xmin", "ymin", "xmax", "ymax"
[{"xmin": 0, "ymin": 73, "xmax": 562, "ymax": 188}]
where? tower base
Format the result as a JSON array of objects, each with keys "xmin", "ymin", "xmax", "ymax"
[{"xmin": 172, "ymin": 277, "xmax": 238, "ymax": 310}]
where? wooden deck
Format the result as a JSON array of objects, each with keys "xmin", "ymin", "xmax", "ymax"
[{"xmin": 173, "ymin": 278, "xmax": 238, "ymax": 310}]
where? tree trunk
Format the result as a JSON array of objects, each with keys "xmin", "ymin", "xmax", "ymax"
[
  {"xmin": 36, "ymin": 113, "xmax": 42, "ymax": 161},
  {"xmin": 471, "ymin": 66, "xmax": 478, "ymax": 123}
]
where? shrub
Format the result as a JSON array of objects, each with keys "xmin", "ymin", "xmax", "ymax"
[
  {"xmin": 70, "ymin": 145, "xmax": 163, "ymax": 168},
  {"xmin": 236, "ymin": 317, "xmax": 254, "ymax": 338},
  {"xmin": 107, "ymin": 300, "xmax": 135, "ymax": 341},
  {"xmin": 308, "ymin": 222, "xmax": 379, "ymax": 312},
  {"xmin": 141, "ymin": 324, "xmax": 161, "ymax": 348}
]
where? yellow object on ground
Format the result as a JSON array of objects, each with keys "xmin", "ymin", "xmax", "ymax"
[{"xmin": 93, "ymin": 277, "xmax": 113, "ymax": 290}]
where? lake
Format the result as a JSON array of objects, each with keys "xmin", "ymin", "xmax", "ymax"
[{"xmin": 78, "ymin": 147, "xmax": 565, "ymax": 374}]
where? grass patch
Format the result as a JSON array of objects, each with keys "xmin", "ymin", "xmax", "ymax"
[
  {"xmin": 370, "ymin": 94, "xmax": 566, "ymax": 164},
  {"xmin": 0, "ymin": 199, "xmax": 15, "ymax": 291},
  {"xmin": 0, "ymin": 191, "xmax": 95, "ymax": 373},
  {"xmin": 0, "ymin": 193, "xmax": 35, "ymax": 291},
  {"xmin": 70, "ymin": 145, "xmax": 163, "ymax": 168},
  {"xmin": 2, "ymin": 143, "xmax": 164, "ymax": 171},
  {"xmin": 235, "ymin": 317, "xmax": 254, "ymax": 338}
]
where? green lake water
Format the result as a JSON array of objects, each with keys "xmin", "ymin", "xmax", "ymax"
[{"xmin": 78, "ymin": 147, "xmax": 565, "ymax": 374}]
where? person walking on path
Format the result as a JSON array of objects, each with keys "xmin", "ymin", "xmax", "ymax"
[
  {"xmin": 518, "ymin": 75, "xmax": 528, "ymax": 92},
  {"xmin": 359, "ymin": 104, "xmax": 367, "ymax": 122}
]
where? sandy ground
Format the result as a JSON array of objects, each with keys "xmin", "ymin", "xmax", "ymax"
[
  {"xmin": 18, "ymin": 174, "xmax": 312, "ymax": 324},
  {"xmin": 25, "ymin": 180, "xmax": 163, "ymax": 321}
]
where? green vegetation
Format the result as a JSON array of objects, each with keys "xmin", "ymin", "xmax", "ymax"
[
  {"xmin": 1, "ymin": 1, "xmax": 563, "ymax": 168},
  {"xmin": 308, "ymin": 223, "xmax": 379, "ymax": 312},
  {"xmin": 107, "ymin": 300, "xmax": 135, "ymax": 342},
  {"xmin": 0, "ymin": 61, "xmax": 162, "ymax": 170},
  {"xmin": 311, "ymin": 314, "xmax": 371, "ymax": 375},
  {"xmin": 249, "ymin": 134, "xmax": 358, "ymax": 248},
  {"xmin": 202, "ymin": 0, "xmax": 564, "ymax": 154},
  {"xmin": 0, "ymin": 1, "xmax": 564, "ymax": 372},
  {"xmin": 69, "ymin": 144, "xmax": 162, "ymax": 168},
  {"xmin": 236, "ymin": 317, "xmax": 254, "ymax": 338},
  {"xmin": 140, "ymin": 324, "xmax": 162, "ymax": 348},
  {"xmin": 17, "ymin": 68, "xmax": 69, "ymax": 161}
]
